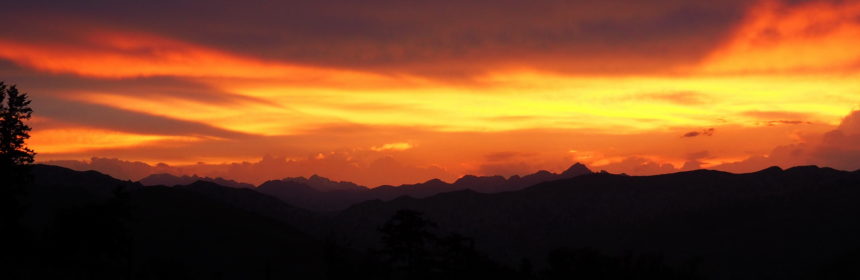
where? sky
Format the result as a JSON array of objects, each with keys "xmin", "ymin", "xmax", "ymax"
[{"xmin": 3, "ymin": 0, "xmax": 860, "ymax": 187}]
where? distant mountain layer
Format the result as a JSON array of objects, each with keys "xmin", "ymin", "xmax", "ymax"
[
  {"xmin": 135, "ymin": 163, "xmax": 592, "ymax": 211},
  {"xmin": 280, "ymin": 174, "xmax": 367, "ymax": 192},
  {"xmin": 256, "ymin": 163, "xmax": 593, "ymax": 211},
  {"xmin": 139, "ymin": 173, "xmax": 255, "ymax": 189}
]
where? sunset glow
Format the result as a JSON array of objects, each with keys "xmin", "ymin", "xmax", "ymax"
[{"xmin": 4, "ymin": 0, "xmax": 859, "ymax": 186}]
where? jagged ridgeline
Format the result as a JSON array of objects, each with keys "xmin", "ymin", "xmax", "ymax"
[{"xmin": 12, "ymin": 163, "xmax": 860, "ymax": 279}]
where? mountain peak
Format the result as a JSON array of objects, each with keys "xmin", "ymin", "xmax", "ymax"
[
  {"xmin": 755, "ymin": 166, "xmax": 783, "ymax": 174},
  {"xmin": 561, "ymin": 162, "xmax": 592, "ymax": 177},
  {"xmin": 308, "ymin": 174, "xmax": 330, "ymax": 182},
  {"xmin": 281, "ymin": 174, "xmax": 366, "ymax": 192}
]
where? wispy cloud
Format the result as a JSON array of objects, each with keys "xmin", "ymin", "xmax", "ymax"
[{"xmin": 371, "ymin": 142, "xmax": 413, "ymax": 152}]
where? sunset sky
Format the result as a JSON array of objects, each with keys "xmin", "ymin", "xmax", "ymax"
[{"xmin": 4, "ymin": 0, "xmax": 860, "ymax": 186}]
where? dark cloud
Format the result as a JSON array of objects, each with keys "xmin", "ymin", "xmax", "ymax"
[
  {"xmin": 682, "ymin": 128, "xmax": 715, "ymax": 138},
  {"xmin": 0, "ymin": 60, "xmax": 276, "ymax": 106},
  {"xmin": 3, "ymin": 0, "xmax": 751, "ymax": 78},
  {"xmin": 36, "ymin": 96, "xmax": 253, "ymax": 139}
]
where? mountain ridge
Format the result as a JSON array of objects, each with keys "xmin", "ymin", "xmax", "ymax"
[
  {"xmin": 255, "ymin": 162, "xmax": 594, "ymax": 211},
  {"xmin": 139, "ymin": 173, "xmax": 255, "ymax": 189},
  {"xmin": 18, "ymin": 163, "xmax": 860, "ymax": 279}
]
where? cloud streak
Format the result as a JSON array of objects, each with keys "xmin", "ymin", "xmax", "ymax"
[{"xmin": 37, "ymin": 97, "xmax": 252, "ymax": 139}]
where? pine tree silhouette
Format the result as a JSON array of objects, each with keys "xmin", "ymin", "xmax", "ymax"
[
  {"xmin": 0, "ymin": 82, "xmax": 35, "ymax": 280},
  {"xmin": 378, "ymin": 209, "xmax": 438, "ymax": 279}
]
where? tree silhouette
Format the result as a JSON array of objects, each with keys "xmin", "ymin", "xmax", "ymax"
[
  {"xmin": 378, "ymin": 209, "xmax": 438, "ymax": 278},
  {"xmin": 0, "ymin": 82, "xmax": 35, "ymax": 212},
  {"xmin": 377, "ymin": 209, "xmax": 517, "ymax": 280},
  {"xmin": 0, "ymin": 82, "xmax": 35, "ymax": 279},
  {"xmin": 0, "ymin": 82, "xmax": 35, "ymax": 167}
]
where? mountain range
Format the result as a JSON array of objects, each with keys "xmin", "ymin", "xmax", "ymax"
[
  {"xmin": 139, "ymin": 173, "xmax": 255, "ymax": 189},
  {"xmin": 139, "ymin": 163, "xmax": 593, "ymax": 211},
  {"xmin": 11, "ymin": 163, "xmax": 860, "ymax": 279}
]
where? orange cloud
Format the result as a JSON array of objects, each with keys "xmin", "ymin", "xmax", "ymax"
[
  {"xmin": 30, "ymin": 127, "xmax": 197, "ymax": 154},
  {"xmin": 0, "ymin": 28, "xmax": 387, "ymax": 86},
  {"xmin": 701, "ymin": 0, "xmax": 860, "ymax": 73}
]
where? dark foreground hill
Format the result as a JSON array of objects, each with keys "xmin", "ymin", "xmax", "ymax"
[
  {"xmin": 9, "ymin": 164, "xmax": 860, "ymax": 279},
  {"xmin": 16, "ymin": 165, "xmax": 328, "ymax": 280},
  {"xmin": 331, "ymin": 166, "xmax": 860, "ymax": 279}
]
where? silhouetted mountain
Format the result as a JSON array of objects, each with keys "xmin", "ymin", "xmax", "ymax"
[
  {"xmin": 559, "ymin": 162, "xmax": 592, "ymax": 177},
  {"xmin": 23, "ymin": 165, "xmax": 143, "ymax": 230},
  {"xmin": 281, "ymin": 174, "xmax": 368, "ymax": 192},
  {"xmin": 121, "ymin": 186, "xmax": 327, "ymax": 279},
  {"xmin": 374, "ymin": 162, "xmax": 592, "ymax": 197},
  {"xmin": 178, "ymin": 180, "xmax": 323, "ymax": 233},
  {"xmin": 20, "ymin": 164, "xmax": 860, "ymax": 279},
  {"xmin": 257, "ymin": 163, "xmax": 593, "ymax": 211},
  {"xmin": 331, "ymin": 166, "xmax": 860, "ymax": 279},
  {"xmin": 257, "ymin": 180, "xmax": 363, "ymax": 212},
  {"xmin": 20, "ymin": 165, "xmax": 329, "ymax": 279},
  {"xmin": 31, "ymin": 164, "xmax": 142, "ymax": 199},
  {"xmin": 139, "ymin": 173, "xmax": 254, "ymax": 189}
]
